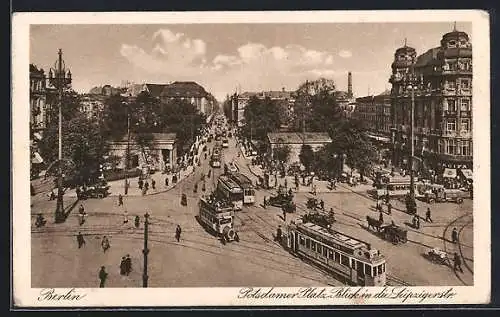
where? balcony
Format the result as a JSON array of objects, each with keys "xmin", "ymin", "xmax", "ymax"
[
  {"xmin": 443, "ymin": 110, "xmax": 458, "ymax": 117},
  {"xmin": 460, "ymin": 111, "xmax": 471, "ymax": 117}
]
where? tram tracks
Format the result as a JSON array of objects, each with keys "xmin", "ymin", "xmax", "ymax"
[
  {"xmin": 442, "ymin": 212, "xmax": 473, "ymax": 285},
  {"xmin": 387, "ymin": 274, "xmax": 414, "ymax": 286}
]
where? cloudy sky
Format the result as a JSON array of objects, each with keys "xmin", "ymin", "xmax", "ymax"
[{"xmin": 30, "ymin": 22, "xmax": 471, "ymax": 101}]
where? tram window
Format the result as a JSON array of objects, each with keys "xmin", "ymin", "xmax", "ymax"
[
  {"xmin": 311, "ymin": 241, "xmax": 316, "ymax": 251},
  {"xmin": 382, "ymin": 263, "xmax": 386, "ymax": 273},
  {"xmin": 364, "ymin": 264, "xmax": 371, "ymax": 276},
  {"xmin": 341, "ymin": 255, "xmax": 349, "ymax": 266},
  {"xmin": 373, "ymin": 267, "xmax": 377, "ymax": 276},
  {"xmin": 323, "ymin": 246, "xmax": 328, "ymax": 257},
  {"xmin": 334, "ymin": 252, "xmax": 340, "ymax": 263},
  {"xmin": 305, "ymin": 238, "xmax": 310, "ymax": 248},
  {"xmin": 299, "ymin": 236, "xmax": 305, "ymax": 245},
  {"xmin": 351, "ymin": 259, "xmax": 356, "ymax": 269},
  {"xmin": 328, "ymin": 250, "xmax": 334, "ymax": 260},
  {"xmin": 317, "ymin": 244, "xmax": 322, "ymax": 254},
  {"xmin": 378, "ymin": 265, "xmax": 382, "ymax": 275}
]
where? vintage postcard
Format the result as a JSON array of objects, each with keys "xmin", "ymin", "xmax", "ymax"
[{"xmin": 12, "ymin": 10, "xmax": 490, "ymax": 307}]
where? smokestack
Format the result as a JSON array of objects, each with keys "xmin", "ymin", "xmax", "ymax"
[{"xmin": 348, "ymin": 72, "xmax": 353, "ymax": 98}]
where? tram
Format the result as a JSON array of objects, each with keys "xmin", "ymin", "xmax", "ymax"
[
  {"xmin": 198, "ymin": 194, "xmax": 239, "ymax": 243},
  {"xmin": 229, "ymin": 172, "xmax": 255, "ymax": 204},
  {"xmin": 210, "ymin": 153, "xmax": 222, "ymax": 168},
  {"xmin": 283, "ymin": 221, "xmax": 387, "ymax": 286},
  {"xmin": 217, "ymin": 175, "xmax": 244, "ymax": 210}
]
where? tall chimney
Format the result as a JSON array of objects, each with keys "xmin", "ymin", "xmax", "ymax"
[{"xmin": 347, "ymin": 72, "xmax": 353, "ymax": 98}]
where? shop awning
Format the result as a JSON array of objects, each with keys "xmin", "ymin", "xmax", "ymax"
[
  {"xmin": 443, "ymin": 168, "xmax": 457, "ymax": 178},
  {"xmin": 460, "ymin": 169, "xmax": 473, "ymax": 180},
  {"xmin": 31, "ymin": 152, "xmax": 44, "ymax": 164}
]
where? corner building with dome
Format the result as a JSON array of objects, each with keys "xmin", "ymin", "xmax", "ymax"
[{"xmin": 389, "ymin": 26, "xmax": 473, "ymax": 187}]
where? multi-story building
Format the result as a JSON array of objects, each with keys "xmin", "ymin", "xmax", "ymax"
[
  {"xmin": 80, "ymin": 94, "xmax": 106, "ymax": 119},
  {"xmin": 389, "ymin": 26, "xmax": 473, "ymax": 182},
  {"xmin": 30, "ymin": 64, "xmax": 48, "ymax": 132},
  {"xmin": 230, "ymin": 89, "xmax": 295, "ymax": 127},
  {"xmin": 354, "ymin": 90, "xmax": 391, "ymax": 138},
  {"xmin": 160, "ymin": 81, "xmax": 214, "ymax": 117}
]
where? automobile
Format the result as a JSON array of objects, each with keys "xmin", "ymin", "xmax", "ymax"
[{"xmin": 251, "ymin": 149, "xmax": 258, "ymax": 156}]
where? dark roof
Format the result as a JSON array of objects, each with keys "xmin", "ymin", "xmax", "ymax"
[
  {"xmin": 161, "ymin": 81, "xmax": 207, "ymax": 98},
  {"xmin": 145, "ymin": 84, "xmax": 168, "ymax": 98},
  {"xmin": 414, "ymin": 47, "xmax": 441, "ymax": 68},
  {"xmin": 30, "ymin": 64, "xmax": 45, "ymax": 75}
]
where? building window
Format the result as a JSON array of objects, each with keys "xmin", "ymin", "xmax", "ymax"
[
  {"xmin": 461, "ymin": 79, "xmax": 470, "ymax": 89},
  {"xmin": 446, "ymin": 99, "xmax": 456, "ymax": 112},
  {"xmin": 446, "ymin": 119, "xmax": 456, "ymax": 132},
  {"xmin": 461, "ymin": 118, "xmax": 470, "ymax": 131},
  {"xmin": 458, "ymin": 141, "xmax": 471, "ymax": 156},
  {"xmin": 446, "ymin": 80, "xmax": 456, "ymax": 90},
  {"xmin": 448, "ymin": 40, "xmax": 457, "ymax": 48},
  {"xmin": 447, "ymin": 139, "xmax": 457, "ymax": 155},
  {"xmin": 461, "ymin": 98, "xmax": 470, "ymax": 111}
]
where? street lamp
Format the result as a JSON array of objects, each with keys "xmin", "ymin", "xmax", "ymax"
[
  {"xmin": 48, "ymin": 49, "xmax": 72, "ymax": 223},
  {"xmin": 403, "ymin": 68, "xmax": 423, "ymax": 206},
  {"xmin": 123, "ymin": 101, "xmax": 130, "ymax": 195}
]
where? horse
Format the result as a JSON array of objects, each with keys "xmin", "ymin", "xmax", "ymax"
[{"xmin": 366, "ymin": 216, "xmax": 382, "ymax": 232}]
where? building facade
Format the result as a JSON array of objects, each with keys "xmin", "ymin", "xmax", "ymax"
[
  {"xmin": 160, "ymin": 81, "xmax": 214, "ymax": 116},
  {"xmin": 389, "ymin": 27, "xmax": 473, "ymax": 181},
  {"xmin": 80, "ymin": 94, "xmax": 106, "ymax": 119},
  {"xmin": 107, "ymin": 133, "xmax": 177, "ymax": 172},
  {"xmin": 354, "ymin": 90, "xmax": 391, "ymax": 138},
  {"xmin": 30, "ymin": 64, "xmax": 48, "ymax": 132},
  {"xmin": 267, "ymin": 132, "xmax": 332, "ymax": 164}
]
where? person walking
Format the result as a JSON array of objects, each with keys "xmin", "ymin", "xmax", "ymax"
[
  {"xmin": 425, "ymin": 207, "xmax": 433, "ymax": 222},
  {"xmin": 144, "ymin": 181, "xmax": 149, "ymax": 192},
  {"xmin": 283, "ymin": 209, "xmax": 287, "ymax": 223},
  {"xmin": 165, "ymin": 176, "xmax": 169, "ymax": 187},
  {"xmin": 320, "ymin": 199, "xmax": 325, "ymax": 211},
  {"xmin": 263, "ymin": 196, "xmax": 267, "ymax": 209},
  {"xmin": 124, "ymin": 254, "xmax": 132, "ymax": 275},
  {"xmin": 119, "ymin": 257, "xmax": 127, "ymax": 275},
  {"xmin": 451, "ymin": 227, "xmax": 459, "ymax": 244},
  {"xmin": 99, "ymin": 266, "xmax": 108, "ymax": 288},
  {"xmin": 175, "ymin": 225, "xmax": 182, "ymax": 242},
  {"xmin": 152, "ymin": 179, "xmax": 156, "ymax": 190},
  {"xmin": 123, "ymin": 210, "xmax": 129, "ymax": 224},
  {"xmin": 77, "ymin": 232, "xmax": 85, "ymax": 248},
  {"xmin": 387, "ymin": 202, "xmax": 392, "ymax": 215},
  {"xmin": 118, "ymin": 194, "xmax": 123, "ymax": 206},
  {"xmin": 453, "ymin": 252, "xmax": 463, "ymax": 273},
  {"xmin": 416, "ymin": 215, "xmax": 421, "ymax": 229},
  {"xmin": 138, "ymin": 179, "xmax": 143, "ymax": 190},
  {"xmin": 101, "ymin": 236, "xmax": 110, "ymax": 253},
  {"xmin": 379, "ymin": 211, "xmax": 384, "ymax": 224},
  {"xmin": 134, "ymin": 215, "xmax": 140, "ymax": 228}
]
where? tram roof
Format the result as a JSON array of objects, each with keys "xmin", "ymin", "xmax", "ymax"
[
  {"xmin": 230, "ymin": 173, "xmax": 253, "ymax": 187},
  {"xmin": 199, "ymin": 196, "xmax": 234, "ymax": 212},
  {"xmin": 218, "ymin": 175, "xmax": 241, "ymax": 188},
  {"xmin": 299, "ymin": 222, "xmax": 368, "ymax": 250}
]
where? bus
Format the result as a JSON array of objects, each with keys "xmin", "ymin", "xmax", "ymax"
[
  {"xmin": 217, "ymin": 175, "xmax": 244, "ymax": 210},
  {"xmin": 284, "ymin": 221, "xmax": 386, "ymax": 286},
  {"xmin": 229, "ymin": 172, "xmax": 255, "ymax": 205},
  {"xmin": 371, "ymin": 175, "xmax": 425, "ymax": 199},
  {"xmin": 210, "ymin": 153, "xmax": 221, "ymax": 168},
  {"xmin": 198, "ymin": 195, "xmax": 238, "ymax": 242}
]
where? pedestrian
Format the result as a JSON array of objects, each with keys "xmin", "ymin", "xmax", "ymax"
[
  {"xmin": 284, "ymin": 178, "xmax": 288, "ymax": 189},
  {"xmin": 175, "ymin": 225, "xmax": 182, "ymax": 242},
  {"xmin": 78, "ymin": 207, "xmax": 86, "ymax": 226},
  {"xmin": 101, "ymin": 235, "xmax": 110, "ymax": 253},
  {"xmin": 125, "ymin": 179, "xmax": 129, "ymax": 195},
  {"xmin": 77, "ymin": 232, "xmax": 85, "ymax": 248},
  {"xmin": 379, "ymin": 211, "xmax": 384, "ymax": 224},
  {"xmin": 76, "ymin": 187, "xmax": 81, "ymax": 200},
  {"xmin": 119, "ymin": 257, "xmax": 126, "ymax": 275},
  {"xmin": 288, "ymin": 188, "xmax": 293, "ymax": 197},
  {"xmin": 99, "ymin": 266, "xmax": 108, "ymax": 288},
  {"xmin": 118, "ymin": 194, "xmax": 123, "ymax": 206},
  {"xmin": 134, "ymin": 215, "xmax": 140, "ymax": 228},
  {"xmin": 416, "ymin": 215, "xmax": 420, "ymax": 229},
  {"xmin": 263, "ymin": 196, "xmax": 267, "ymax": 208},
  {"xmin": 138, "ymin": 179, "xmax": 143, "ymax": 190},
  {"xmin": 283, "ymin": 209, "xmax": 287, "ymax": 223},
  {"xmin": 276, "ymin": 225, "xmax": 282, "ymax": 242},
  {"xmin": 313, "ymin": 184, "xmax": 317, "ymax": 196},
  {"xmin": 142, "ymin": 186, "xmax": 147, "ymax": 196},
  {"xmin": 165, "ymin": 177, "xmax": 169, "ymax": 187},
  {"xmin": 451, "ymin": 227, "xmax": 458, "ymax": 244},
  {"xmin": 453, "ymin": 252, "xmax": 463, "ymax": 273},
  {"xmin": 125, "ymin": 254, "xmax": 132, "ymax": 275},
  {"xmin": 425, "ymin": 207, "xmax": 433, "ymax": 222},
  {"xmin": 152, "ymin": 179, "xmax": 156, "ymax": 190},
  {"xmin": 123, "ymin": 210, "xmax": 129, "ymax": 224},
  {"xmin": 144, "ymin": 181, "xmax": 149, "ymax": 191},
  {"xmin": 320, "ymin": 199, "xmax": 325, "ymax": 210}
]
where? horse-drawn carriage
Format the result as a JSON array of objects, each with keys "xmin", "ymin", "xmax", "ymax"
[
  {"xmin": 78, "ymin": 183, "xmax": 110, "ymax": 199},
  {"xmin": 281, "ymin": 201, "xmax": 297, "ymax": 213},
  {"xmin": 366, "ymin": 216, "xmax": 408, "ymax": 244},
  {"xmin": 306, "ymin": 197, "xmax": 322, "ymax": 210}
]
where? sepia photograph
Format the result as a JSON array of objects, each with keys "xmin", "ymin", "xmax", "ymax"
[{"xmin": 12, "ymin": 10, "xmax": 490, "ymax": 306}]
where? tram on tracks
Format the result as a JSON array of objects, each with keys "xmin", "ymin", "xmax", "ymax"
[
  {"xmin": 217, "ymin": 175, "xmax": 244, "ymax": 210},
  {"xmin": 198, "ymin": 194, "xmax": 239, "ymax": 243},
  {"xmin": 229, "ymin": 172, "xmax": 255, "ymax": 205},
  {"xmin": 282, "ymin": 221, "xmax": 387, "ymax": 286}
]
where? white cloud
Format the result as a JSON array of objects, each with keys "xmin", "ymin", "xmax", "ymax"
[
  {"xmin": 120, "ymin": 28, "xmax": 346, "ymax": 100},
  {"xmin": 338, "ymin": 49, "xmax": 353, "ymax": 58}
]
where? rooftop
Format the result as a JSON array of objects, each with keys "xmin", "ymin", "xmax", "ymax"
[
  {"xmin": 145, "ymin": 83, "xmax": 169, "ymax": 98},
  {"xmin": 267, "ymin": 132, "xmax": 332, "ymax": 144},
  {"xmin": 161, "ymin": 81, "xmax": 208, "ymax": 98}
]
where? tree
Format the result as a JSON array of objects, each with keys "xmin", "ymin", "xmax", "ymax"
[
  {"xmin": 222, "ymin": 94, "xmax": 233, "ymax": 122},
  {"xmin": 39, "ymin": 112, "xmax": 108, "ymax": 185},
  {"xmin": 299, "ymin": 144, "xmax": 315, "ymax": 172},
  {"xmin": 292, "ymin": 78, "xmax": 343, "ymax": 133},
  {"xmin": 242, "ymin": 96, "xmax": 281, "ymax": 141},
  {"xmin": 273, "ymin": 140, "xmax": 291, "ymax": 164}
]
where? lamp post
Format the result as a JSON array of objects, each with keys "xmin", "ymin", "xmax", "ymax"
[
  {"xmin": 142, "ymin": 212, "xmax": 150, "ymax": 287},
  {"xmin": 404, "ymin": 68, "xmax": 423, "ymax": 206},
  {"xmin": 48, "ymin": 49, "xmax": 72, "ymax": 223},
  {"xmin": 123, "ymin": 101, "xmax": 130, "ymax": 195}
]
